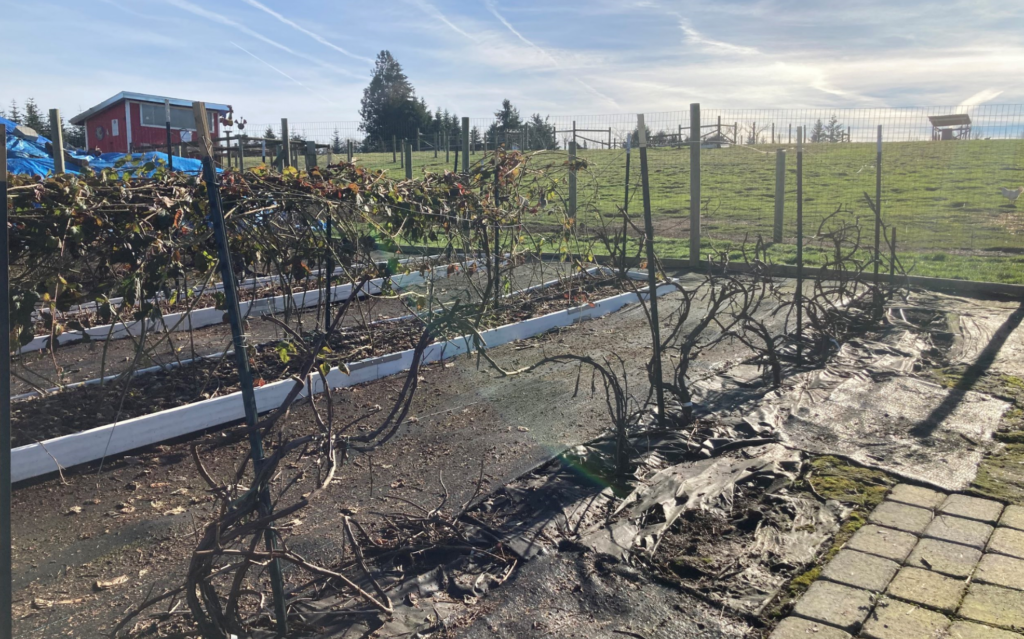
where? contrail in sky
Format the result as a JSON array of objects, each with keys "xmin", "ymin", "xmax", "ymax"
[
  {"xmin": 230, "ymin": 41, "xmax": 336, "ymax": 106},
  {"xmin": 239, "ymin": 0, "xmax": 374, "ymax": 64}
]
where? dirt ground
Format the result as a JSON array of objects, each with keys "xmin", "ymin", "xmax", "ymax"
[
  {"xmin": 12, "ymin": 272, "xmax": 705, "ymax": 637},
  {"xmin": 11, "ymin": 271, "xmax": 1024, "ymax": 638}
]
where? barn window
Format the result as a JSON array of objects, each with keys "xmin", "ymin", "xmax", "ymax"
[
  {"xmin": 111, "ymin": 119, "xmax": 119, "ymax": 136},
  {"xmin": 139, "ymin": 103, "xmax": 211, "ymax": 131}
]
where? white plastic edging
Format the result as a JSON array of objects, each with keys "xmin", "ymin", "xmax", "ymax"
[
  {"xmin": 15, "ymin": 259, "xmax": 475, "ymax": 355},
  {"xmin": 10, "ymin": 261, "xmax": 577, "ymax": 402},
  {"xmin": 10, "ymin": 281, "xmax": 675, "ymax": 483}
]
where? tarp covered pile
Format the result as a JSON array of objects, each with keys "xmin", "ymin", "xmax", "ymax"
[{"xmin": 2, "ymin": 116, "xmax": 205, "ymax": 177}]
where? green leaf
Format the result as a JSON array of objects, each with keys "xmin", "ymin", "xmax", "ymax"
[{"xmin": 318, "ymin": 362, "xmax": 331, "ymax": 378}]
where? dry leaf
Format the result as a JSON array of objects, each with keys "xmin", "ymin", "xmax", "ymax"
[
  {"xmin": 84, "ymin": 499, "xmax": 101, "ymax": 505},
  {"xmin": 170, "ymin": 488, "xmax": 189, "ymax": 495},
  {"xmin": 67, "ymin": 506, "xmax": 82, "ymax": 515},
  {"xmin": 94, "ymin": 575, "xmax": 128, "ymax": 590},
  {"xmin": 517, "ymin": 427, "xmax": 530, "ymax": 432},
  {"xmin": 163, "ymin": 507, "xmax": 186, "ymax": 516},
  {"xmin": 149, "ymin": 482, "xmax": 168, "ymax": 489}
]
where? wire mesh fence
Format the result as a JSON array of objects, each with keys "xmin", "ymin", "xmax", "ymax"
[{"xmin": 239, "ymin": 104, "xmax": 1024, "ymax": 284}]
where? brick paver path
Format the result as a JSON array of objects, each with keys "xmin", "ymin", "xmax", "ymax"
[{"xmin": 771, "ymin": 488, "xmax": 1024, "ymax": 638}]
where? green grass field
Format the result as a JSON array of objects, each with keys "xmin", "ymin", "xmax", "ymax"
[{"xmin": 243, "ymin": 139, "xmax": 1024, "ymax": 283}]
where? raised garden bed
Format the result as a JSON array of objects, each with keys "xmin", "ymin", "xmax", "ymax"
[{"xmin": 10, "ymin": 272, "xmax": 674, "ymax": 482}]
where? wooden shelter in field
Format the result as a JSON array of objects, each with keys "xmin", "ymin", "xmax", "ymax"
[{"xmin": 928, "ymin": 113, "xmax": 971, "ymax": 141}]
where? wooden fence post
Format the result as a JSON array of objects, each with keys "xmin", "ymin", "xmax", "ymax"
[
  {"xmin": 416, "ymin": 129, "xmax": 421, "ymax": 152},
  {"xmin": 48, "ymin": 109, "xmax": 65, "ymax": 174},
  {"xmin": 400, "ymin": 139, "xmax": 404, "ymax": 169},
  {"xmin": 689, "ymin": 103, "xmax": 701, "ymax": 266},
  {"xmin": 434, "ymin": 132, "xmax": 438, "ymax": 158},
  {"xmin": 305, "ymin": 140, "xmax": 317, "ymax": 169},
  {"xmin": 404, "ymin": 140, "xmax": 412, "ymax": 180},
  {"xmin": 774, "ymin": 149, "xmax": 786, "ymax": 243},
  {"xmin": 281, "ymin": 118, "xmax": 291, "ymax": 167},
  {"xmin": 347, "ymin": 140, "xmax": 353, "ymax": 162},
  {"xmin": 392, "ymin": 135, "xmax": 397, "ymax": 163}
]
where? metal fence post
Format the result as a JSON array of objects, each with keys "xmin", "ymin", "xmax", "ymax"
[
  {"xmin": 773, "ymin": 149, "xmax": 786, "ymax": 243},
  {"xmin": 404, "ymin": 139, "xmax": 413, "ymax": 180},
  {"xmin": 636, "ymin": 114, "xmax": 665, "ymax": 430},
  {"xmin": 0, "ymin": 124, "xmax": 12, "ymax": 639},
  {"xmin": 281, "ymin": 118, "xmax": 291, "ymax": 167},
  {"xmin": 568, "ymin": 140, "xmax": 577, "ymax": 220},
  {"xmin": 48, "ymin": 109, "xmax": 65, "ymax": 174},
  {"xmin": 164, "ymin": 99, "xmax": 173, "ymax": 171},
  {"xmin": 192, "ymin": 102, "xmax": 288, "ymax": 636},
  {"xmin": 689, "ymin": 103, "xmax": 701, "ymax": 266},
  {"xmin": 347, "ymin": 139, "xmax": 353, "ymax": 162},
  {"xmin": 874, "ymin": 125, "xmax": 883, "ymax": 318},
  {"xmin": 400, "ymin": 139, "xmax": 404, "ymax": 169},
  {"xmin": 795, "ymin": 126, "xmax": 804, "ymax": 363},
  {"xmin": 434, "ymin": 132, "xmax": 439, "ymax": 158},
  {"xmin": 461, "ymin": 117, "xmax": 470, "ymax": 178},
  {"xmin": 392, "ymin": 135, "xmax": 397, "ymax": 163},
  {"xmin": 416, "ymin": 128, "xmax": 421, "ymax": 152}
]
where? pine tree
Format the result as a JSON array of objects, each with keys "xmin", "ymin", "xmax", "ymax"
[
  {"xmin": 8, "ymin": 99, "xmax": 22, "ymax": 124},
  {"xmin": 264, "ymin": 126, "xmax": 277, "ymax": 140},
  {"xmin": 487, "ymin": 99, "xmax": 523, "ymax": 146},
  {"xmin": 527, "ymin": 113, "xmax": 557, "ymax": 150},
  {"xmin": 824, "ymin": 114, "xmax": 845, "ymax": 143},
  {"xmin": 331, "ymin": 129, "xmax": 343, "ymax": 153},
  {"xmin": 358, "ymin": 50, "xmax": 430, "ymax": 150},
  {"xmin": 23, "ymin": 98, "xmax": 45, "ymax": 132},
  {"xmin": 810, "ymin": 119, "xmax": 826, "ymax": 143}
]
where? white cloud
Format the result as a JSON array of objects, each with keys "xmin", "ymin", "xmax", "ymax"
[{"xmin": 238, "ymin": 0, "xmax": 374, "ymax": 65}]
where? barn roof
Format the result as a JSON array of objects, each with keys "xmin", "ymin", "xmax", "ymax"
[
  {"xmin": 69, "ymin": 92, "xmax": 231, "ymax": 125},
  {"xmin": 928, "ymin": 113, "xmax": 971, "ymax": 128}
]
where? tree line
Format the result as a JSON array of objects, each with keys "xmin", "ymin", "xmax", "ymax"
[
  {"xmin": 1, "ymin": 98, "xmax": 86, "ymax": 148},
  {"xmin": 357, "ymin": 51, "xmax": 558, "ymax": 153}
]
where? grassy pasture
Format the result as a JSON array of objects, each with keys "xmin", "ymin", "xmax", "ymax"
[{"xmin": 246, "ymin": 139, "xmax": 1024, "ymax": 282}]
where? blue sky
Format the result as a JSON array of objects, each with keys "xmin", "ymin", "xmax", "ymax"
[{"xmin": 2, "ymin": 0, "xmax": 1023, "ymax": 127}]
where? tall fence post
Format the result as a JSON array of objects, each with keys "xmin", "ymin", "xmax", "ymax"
[
  {"xmin": 347, "ymin": 139, "xmax": 353, "ymax": 162},
  {"xmin": 164, "ymin": 99, "xmax": 173, "ymax": 171},
  {"xmin": 734, "ymin": 122, "xmax": 738, "ymax": 145},
  {"xmin": 48, "ymin": 109, "xmax": 65, "ymax": 174},
  {"xmin": 873, "ymin": 125, "xmax": 883, "ymax": 318},
  {"xmin": 416, "ymin": 128, "xmax": 421, "ymax": 152},
  {"xmin": 400, "ymin": 139, "xmax": 405, "ymax": 169},
  {"xmin": 392, "ymin": 135, "xmax": 397, "ymax": 163},
  {"xmin": 0, "ymin": 124, "xmax": 12, "ymax": 639},
  {"xmin": 225, "ymin": 131, "xmax": 232, "ymax": 168},
  {"xmin": 795, "ymin": 126, "xmax": 804, "ymax": 364},
  {"xmin": 445, "ymin": 130, "xmax": 450, "ymax": 163},
  {"xmin": 689, "ymin": 103, "xmax": 701, "ymax": 266},
  {"xmin": 773, "ymin": 149, "xmax": 786, "ymax": 243},
  {"xmin": 434, "ymin": 132, "xmax": 439, "ymax": 158},
  {"xmin": 568, "ymin": 140, "xmax": 577, "ymax": 220},
  {"xmin": 789, "ymin": 123, "xmax": 792, "ymax": 144},
  {"xmin": 404, "ymin": 139, "xmax": 413, "ymax": 180},
  {"xmin": 192, "ymin": 102, "xmax": 288, "ymax": 636},
  {"xmin": 461, "ymin": 118, "xmax": 470, "ymax": 178},
  {"xmin": 305, "ymin": 140, "xmax": 317, "ymax": 169},
  {"xmin": 636, "ymin": 114, "xmax": 666, "ymax": 430},
  {"xmin": 771, "ymin": 122, "xmax": 775, "ymax": 145},
  {"xmin": 281, "ymin": 118, "xmax": 291, "ymax": 168}
]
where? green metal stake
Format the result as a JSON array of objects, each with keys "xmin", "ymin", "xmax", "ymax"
[
  {"xmin": 0, "ymin": 124, "xmax": 12, "ymax": 639},
  {"xmin": 636, "ymin": 115, "xmax": 666, "ymax": 429},
  {"xmin": 795, "ymin": 126, "xmax": 804, "ymax": 364},
  {"xmin": 200, "ymin": 152, "xmax": 289, "ymax": 636}
]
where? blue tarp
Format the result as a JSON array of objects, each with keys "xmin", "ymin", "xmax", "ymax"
[{"xmin": 4, "ymin": 117, "xmax": 207, "ymax": 178}]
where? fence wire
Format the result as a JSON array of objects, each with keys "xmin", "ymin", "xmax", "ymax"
[{"xmin": 241, "ymin": 105, "xmax": 1024, "ymax": 284}]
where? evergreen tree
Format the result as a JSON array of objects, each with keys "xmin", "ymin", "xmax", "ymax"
[
  {"xmin": 470, "ymin": 126, "xmax": 482, "ymax": 150},
  {"xmin": 629, "ymin": 124, "xmax": 653, "ymax": 148},
  {"xmin": 264, "ymin": 126, "xmax": 277, "ymax": 140},
  {"xmin": 810, "ymin": 119, "xmax": 826, "ymax": 143},
  {"xmin": 358, "ymin": 50, "xmax": 430, "ymax": 150},
  {"xmin": 7, "ymin": 99, "xmax": 21, "ymax": 124},
  {"xmin": 824, "ymin": 114, "xmax": 845, "ymax": 142},
  {"xmin": 23, "ymin": 98, "xmax": 45, "ymax": 131},
  {"xmin": 331, "ymin": 129, "xmax": 344, "ymax": 153},
  {"xmin": 487, "ymin": 99, "xmax": 523, "ymax": 147},
  {"xmin": 527, "ymin": 113, "xmax": 557, "ymax": 150},
  {"xmin": 62, "ymin": 117, "xmax": 85, "ymax": 148}
]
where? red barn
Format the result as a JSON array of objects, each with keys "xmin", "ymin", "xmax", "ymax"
[{"xmin": 69, "ymin": 92, "xmax": 230, "ymax": 154}]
